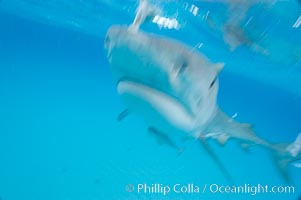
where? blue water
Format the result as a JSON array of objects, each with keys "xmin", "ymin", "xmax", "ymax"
[{"xmin": 0, "ymin": 1, "xmax": 301, "ymax": 200}]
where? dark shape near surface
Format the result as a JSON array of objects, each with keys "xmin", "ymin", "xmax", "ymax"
[{"xmin": 117, "ymin": 109, "xmax": 130, "ymax": 121}]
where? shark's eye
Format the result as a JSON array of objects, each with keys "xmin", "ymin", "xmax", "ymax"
[
  {"xmin": 178, "ymin": 61, "xmax": 188, "ymax": 74},
  {"xmin": 209, "ymin": 76, "xmax": 217, "ymax": 89}
]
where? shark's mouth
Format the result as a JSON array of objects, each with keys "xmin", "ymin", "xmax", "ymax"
[{"xmin": 117, "ymin": 79, "xmax": 196, "ymax": 132}]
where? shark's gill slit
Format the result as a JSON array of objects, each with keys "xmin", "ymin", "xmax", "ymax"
[{"xmin": 209, "ymin": 76, "xmax": 217, "ymax": 89}]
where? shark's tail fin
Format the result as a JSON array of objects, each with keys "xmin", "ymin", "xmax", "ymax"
[
  {"xmin": 204, "ymin": 110, "xmax": 301, "ymax": 182},
  {"xmin": 271, "ymin": 133, "xmax": 301, "ymax": 183}
]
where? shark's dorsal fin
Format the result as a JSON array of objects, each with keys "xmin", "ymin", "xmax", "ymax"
[
  {"xmin": 213, "ymin": 62, "xmax": 224, "ymax": 73},
  {"xmin": 129, "ymin": 0, "xmax": 161, "ymax": 31}
]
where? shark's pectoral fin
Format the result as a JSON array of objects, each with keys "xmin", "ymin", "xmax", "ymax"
[
  {"xmin": 117, "ymin": 109, "xmax": 130, "ymax": 122},
  {"xmin": 198, "ymin": 137, "xmax": 234, "ymax": 184}
]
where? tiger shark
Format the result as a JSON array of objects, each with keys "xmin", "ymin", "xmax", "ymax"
[{"xmin": 104, "ymin": 0, "xmax": 301, "ymax": 182}]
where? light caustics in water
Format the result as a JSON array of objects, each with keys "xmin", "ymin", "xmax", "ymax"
[
  {"xmin": 152, "ymin": 15, "xmax": 179, "ymax": 30},
  {"xmin": 293, "ymin": 15, "xmax": 301, "ymax": 28},
  {"xmin": 1, "ymin": 0, "xmax": 300, "ymax": 69},
  {"xmin": 294, "ymin": 162, "xmax": 301, "ymax": 168},
  {"xmin": 150, "ymin": 3, "xmax": 199, "ymax": 29},
  {"xmin": 136, "ymin": 0, "xmax": 301, "ymax": 97}
]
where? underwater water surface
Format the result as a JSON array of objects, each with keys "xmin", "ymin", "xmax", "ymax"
[{"xmin": 0, "ymin": 1, "xmax": 301, "ymax": 200}]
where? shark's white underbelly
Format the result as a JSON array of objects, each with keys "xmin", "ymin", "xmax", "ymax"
[{"xmin": 117, "ymin": 80, "xmax": 198, "ymax": 136}]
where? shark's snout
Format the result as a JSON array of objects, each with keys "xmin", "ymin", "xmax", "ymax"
[
  {"xmin": 104, "ymin": 26, "xmax": 120, "ymax": 50},
  {"xmin": 104, "ymin": 26, "xmax": 130, "ymax": 51}
]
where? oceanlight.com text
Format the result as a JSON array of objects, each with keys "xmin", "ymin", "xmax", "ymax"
[
  {"xmin": 208, "ymin": 183, "xmax": 295, "ymax": 196},
  {"xmin": 125, "ymin": 183, "xmax": 295, "ymax": 196}
]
